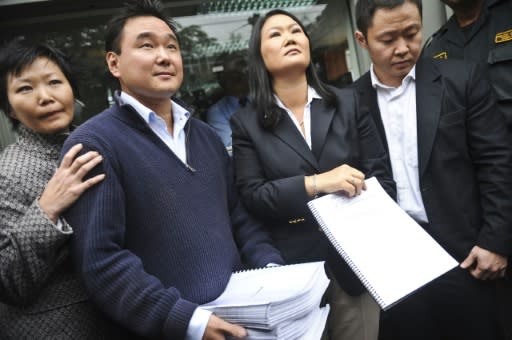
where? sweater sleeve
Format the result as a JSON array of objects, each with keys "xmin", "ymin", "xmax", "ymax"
[
  {"xmin": 62, "ymin": 139, "xmax": 197, "ymax": 339},
  {"xmin": 0, "ymin": 167, "xmax": 69, "ymax": 306}
]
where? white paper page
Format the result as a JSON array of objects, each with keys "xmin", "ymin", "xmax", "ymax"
[
  {"xmin": 308, "ymin": 177, "xmax": 458, "ymax": 310},
  {"xmin": 298, "ymin": 305, "xmax": 329, "ymax": 340},
  {"xmin": 237, "ymin": 304, "xmax": 330, "ymax": 340},
  {"xmin": 201, "ymin": 261, "xmax": 325, "ymax": 308}
]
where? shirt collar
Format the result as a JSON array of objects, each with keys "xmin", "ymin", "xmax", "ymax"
[
  {"xmin": 170, "ymin": 100, "xmax": 191, "ymax": 129},
  {"xmin": 119, "ymin": 91, "xmax": 191, "ymax": 126},
  {"xmin": 370, "ymin": 64, "xmax": 416, "ymax": 90},
  {"xmin": 274, "ymin": 85, "xmax": 321, "ymax": 110}
]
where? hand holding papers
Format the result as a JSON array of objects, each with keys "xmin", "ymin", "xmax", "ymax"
[
  {"xmin": 201, "ymin": 261, "xmax": 330, "ymax": 340},
  {"xmin": 307, "ymin": 177, "xmax": 458, "ymax": 311}
]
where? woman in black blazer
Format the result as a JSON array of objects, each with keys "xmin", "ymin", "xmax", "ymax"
[{"xmin": 230, "ymin": 9, "xmax": 395, "ymax": 340}]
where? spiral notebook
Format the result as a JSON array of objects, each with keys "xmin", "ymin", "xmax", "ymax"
[{"xmin": 307, "ymin": 177, "xmax": 458, "ymax": 311}]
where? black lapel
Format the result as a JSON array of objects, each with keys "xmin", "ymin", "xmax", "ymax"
[
  {"xmin": 273, "ymin": 112, "xmax": 319, "ymax": 171},
  {"xmin": 416, "ymin": 59, "xmax": 442, "ymax": 178},
  {"xmin": 356, "ymin": 73, "xmax": 390, "ymax": 154},
  {"xmin": 310, "ymin": 98, "xmax": 335, "ymax": 161}
]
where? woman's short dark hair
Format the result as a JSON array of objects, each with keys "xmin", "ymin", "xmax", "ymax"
[
  {"xmin": 105, "ymin": 0, "xmax": 179, "ymax": 54},
  {"xmin": 247, "ymin": 9, "xmax": 337, "ymax": 130},
  {"xmin": 356, "ymin": 0, "xmax": 423, "ymax": 37},
  {"xmin": 0, "ymin": 38, "xmax": 79, "ymax": 129}
]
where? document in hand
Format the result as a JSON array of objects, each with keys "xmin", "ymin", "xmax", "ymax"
[
  {"xmin": 307, "ymin": 177, "xmax": 458, "ymax": 311},
  {"xmin": 201, "ymin": 261, "xmax": 330, "ymax": 330}
]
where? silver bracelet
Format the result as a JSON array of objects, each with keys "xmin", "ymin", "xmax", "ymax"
[{"xmin": 312, "ymin": 174, "xmax": 318, "ymax": 198}]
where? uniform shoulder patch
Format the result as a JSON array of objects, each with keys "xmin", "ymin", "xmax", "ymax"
[
  {"xmin": 433, "ymin": 51, "xmax": 448, "ymax": 59},
  {"xmin": 495, "ymin": 29, "xmax": 512, "ymax": 44}
]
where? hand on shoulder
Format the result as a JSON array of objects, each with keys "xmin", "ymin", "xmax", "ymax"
[{"xmin": 39, "ymin": 143, "xmax": 105, "ymax": 223}]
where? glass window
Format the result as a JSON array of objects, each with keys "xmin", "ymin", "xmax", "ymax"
[{"xmin": 0, "ymin": 0, "xmax": 357, "ymax": 125}]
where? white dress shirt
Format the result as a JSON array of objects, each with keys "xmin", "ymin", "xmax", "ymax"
[
  {"xmin": 371, "ymin": 65, "xmax": 428, "ymax": 223},
  {"xmin": 119, "ymin": 91, "xmax": 211, "ymax": 340},
  {"xmin": 275, "ymin": 86, "xmax": 322, "ymax": 149}
]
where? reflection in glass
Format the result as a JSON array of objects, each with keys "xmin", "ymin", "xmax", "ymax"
[{"xmin": 0, "ymin": 0, "xmax": 355, "ymax": 126}]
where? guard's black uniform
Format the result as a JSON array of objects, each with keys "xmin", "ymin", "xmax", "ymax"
[
  {"xmin": 423, "ymin": 0, "xmax": 512, "ymax": 131},
  {"xmin": 424, "ymin": 2, "xmax": 512, "ymax": 339}
]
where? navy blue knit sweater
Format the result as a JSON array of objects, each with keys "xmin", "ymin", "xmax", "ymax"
[{"xmin": 62, "ymin": 102, "xmax": 284, "ymax": 339}]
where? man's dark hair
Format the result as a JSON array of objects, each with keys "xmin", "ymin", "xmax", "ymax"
[
  {"xmin": 0, "ymin": 38, "xmax": 79, "ymax": 129},
  {"xmin": 247, "ymin": 9, "xmax": 337, "ymax": 130},
  {"xmin": 105, "ymin": 0, "xmax": 178, "ymax": 54},
  {"xmin": 356, "ymin": 0, "xmax": 423, "ymax": 37}
]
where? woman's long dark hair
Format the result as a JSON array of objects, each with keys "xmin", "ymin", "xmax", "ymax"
[{"xmin": 247, "ymin": 9, "xmax": 337, "ymax": 130}]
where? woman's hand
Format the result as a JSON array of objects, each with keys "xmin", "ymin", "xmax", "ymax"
[
  {"xmin": 307, "ymin": 164, "xmax": 366, "ymax": 198},
  {"xmin": 203, "ymin": 314, "xmax": 247, "ymax": 340},
  {"xmin": 38, "ymin": 143, "xmax": 105, "ymax": 223}
]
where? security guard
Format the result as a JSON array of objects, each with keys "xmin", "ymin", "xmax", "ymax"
[
  {"xmin": 425, "ymin": 1, "xmax": 512, "ymax": 339},
  {"xmin": 423, "ymin": 0, "xmax": 512, "ymax": 131}
]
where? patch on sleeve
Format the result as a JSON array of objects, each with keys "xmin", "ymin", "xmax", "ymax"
[
  {"xmin": 433, "ymin": 51, "xmax": 448, "ymax": 59},
  {"xmin": 495, "ymin": 29, "xmax": 512, "ymax": 44}
]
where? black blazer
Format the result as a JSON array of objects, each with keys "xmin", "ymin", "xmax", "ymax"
[
  {"xmin": 353, "ymin": 58, "xmax": 512, "ymax": 262},
  {"xmin": 231, "ymin": 85, "xmax": 395, "ymax": 295}
]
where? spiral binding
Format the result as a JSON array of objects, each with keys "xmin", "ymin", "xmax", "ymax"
[
  {"xmin": 309, "ymin": 205, "xmax": 386, "ymax": 309},
  {"xmin": 234, "ymin": 263, "xmax": 299, "ymax": 274}
]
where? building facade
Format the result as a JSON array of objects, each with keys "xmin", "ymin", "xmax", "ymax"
[{"xmin": 0, "ymin": 0, "xmax": 448, "ymax": 151}]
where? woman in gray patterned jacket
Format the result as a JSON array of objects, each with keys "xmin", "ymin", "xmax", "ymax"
[{"xmin": 0, "ymin": 39, "xmax": 114, "ymax": 338}]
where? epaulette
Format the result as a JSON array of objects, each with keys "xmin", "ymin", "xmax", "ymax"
[
  {"xmin": 424, "ymin": 22, "xmax": 449, "ymax": 49},
  {"xmin": 423, "ymin": 35, "xmax": 434, "ymax": 49}
]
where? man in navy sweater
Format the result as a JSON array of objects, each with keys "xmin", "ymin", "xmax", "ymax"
[{"xmin": 61, "ymin": 1, "xmax": 284, "ymax": 339}]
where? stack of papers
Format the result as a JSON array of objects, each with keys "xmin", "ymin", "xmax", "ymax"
[
  {"xmin": 239, "ymin": 305, "xmax": 330, "ymax": 340},
  {"xmin": 202, "ymin": 261, "xmax": 330, "ymax": 339}
]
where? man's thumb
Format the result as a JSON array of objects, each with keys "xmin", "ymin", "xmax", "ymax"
[{"xmin": 460, "ymin": 252, "xmax": 475, "ymax": 269}]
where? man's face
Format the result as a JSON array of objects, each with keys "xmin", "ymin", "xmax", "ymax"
[
  {"xmin": 106, "ymin": 16, "xmax": 183, "ymax": 106},
  {"xmin": 355, "ymin": 2, "xmax": 422, "ymax": 87}
]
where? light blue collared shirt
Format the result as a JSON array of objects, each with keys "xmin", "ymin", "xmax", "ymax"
[
  {"xmin": 119, "ymin": 92, "xmax": 191, "ymax": 164},
  {"xmin": 119, "ymin": 91, "xmax": 211, "ymax": 339},
  {"xmin": 206, "ymin": 95, "xmax": 242, "ymax": 148}
]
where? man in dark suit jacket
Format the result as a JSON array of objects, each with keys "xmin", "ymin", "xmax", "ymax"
[
  {"xmin": 423, "ymin": 1, "xmax": 512, "ymax": 337},
  {"xmin": 352, "ymin": 1, "xmax": 512, "ymax": 339}
]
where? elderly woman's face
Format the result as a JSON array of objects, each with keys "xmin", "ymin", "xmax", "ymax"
[
  {"xmin": 7, "ymin": 57, "xmax": 74, "ymax": 134},
  {"xmin": 260, "ymin": 14, "xmax": 310, "ymax": 76}
]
